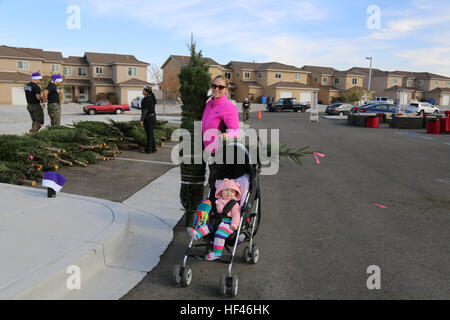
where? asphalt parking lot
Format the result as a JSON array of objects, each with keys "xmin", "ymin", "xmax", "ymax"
[{"xmin": 24, "ymin": 111, "xmax": 450, "ymax": 299}]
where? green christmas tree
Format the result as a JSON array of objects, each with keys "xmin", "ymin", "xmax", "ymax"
[{"xmin": 178, "ymin": 34, "xmax": 211, "ymax": 226}]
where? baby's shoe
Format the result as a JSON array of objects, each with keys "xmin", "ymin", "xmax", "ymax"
[
  {"xmin": 186, "ymin": 227, "xmax": 199, "ymax": 240},
  {"xmin": 205, "ymin": 251, "xmax": 220, "ymax": 261}
]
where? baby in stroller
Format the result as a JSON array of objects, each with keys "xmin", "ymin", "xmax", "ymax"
[{"xmin": 187, "ymin": 178, "xmax": 242, "ymax": 260}]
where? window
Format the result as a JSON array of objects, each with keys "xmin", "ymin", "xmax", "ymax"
[
  {"xmin": 257, "ymin": 72, "xmax": 263, "ymax": 78},
  {"xmin": 334, "ymin": 77, "xmax": 340, "ymax": 84},
  {"xmin": 322, "ymin": 77, "xmax": 328, "ymax": 83},
  {"xmin": 314, "ymin": 77, "xmax": 318, "ymax": 82},
  {"xmin": 275, "ymin": 73, "xmax": 282, "ymax": 79},
  {"xmin": 17, "ymin": 61, "xmax": 29, "ymax": 70},
  {"xmin": 352, "ymin": 78, "xmax": 358, "ymax": 85},
  {"xmin": 407, "ymin": 80, "xmax": 413, "ymax": 86},
  {"xmin": 96, "ymin": 67, "xmax": 103, "ymax": 74},
  {"xmin": 244, "ymin": 72, "xmax": 250, "ymax": 79},
  {"xmin": 295, "ymin": 73, "xmax": 301, "ymax": 80},
  {"xmin": 63, "ymin": 66, "xmax": 72, "ymax": 76},
  {"xmin": 128, "ymin": 67, "xmax": 137, "ymax": 77},
  {"xmin": 434, "ymin": 80, "xmax": 439, "ymax": 85},
  {"xmin": 417, "ymin": 80, "xmax": 423, "ymax": 85},
  {"xmin": 51, "ymin": 64, "xmax": 59, "ymax": 72},
  {"xmin": 392, "ymin": 77, "xmax": 398, "ymax": 84},
  {"xmin": 225, "ymin": 72, "xmax": 231, "ymax": 79},
  {"xmin": 78, "ymin": 67, "xmax": 87, "ymax": 76},
  {"xmin": 236, "ymin": 72, "xmax": 240, "ymax": 78},
  {"xmin": 446, "ymin": 81, "xmax": 450, "ymax": 86}
]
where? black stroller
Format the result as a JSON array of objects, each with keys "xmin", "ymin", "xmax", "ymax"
[{"xmin": 173, "ymin": 141, "xmax": 262, "ymax": 297}]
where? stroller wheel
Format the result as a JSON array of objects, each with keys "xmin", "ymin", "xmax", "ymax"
[
  {"xmin": 172, "ymin": 264, "xmax": 182, "ymax": 286},
  {"xmin": 230, "ymin": 275, "xmax": 239, "ymax": 297},
  {"xmin": 181, "ymin": 266, "xmax": 193, "ymax": 287},
  {"xmin": 243, "ymin": 246, "xmax": 252, "ymax": 263},
  {"xmin": 250, "ymin": 245, "xmax": 260, "ymax": 264},
  {"xmin": 219, "ymin": 274, "xmax": 228, "ymax": 296}
]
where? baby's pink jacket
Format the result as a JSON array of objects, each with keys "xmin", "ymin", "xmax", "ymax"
[
  {"xmin": 215, "ymin": 198, "xmax": 240, "ymax": 229},
  {"xmin": 202, "ymin": 95, "xmax": 240, "ymax": 153}
]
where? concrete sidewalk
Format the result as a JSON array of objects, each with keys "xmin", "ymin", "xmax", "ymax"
[{"xmin": 0, "ymin": 166, "xmax": 184, "ymax": 300}]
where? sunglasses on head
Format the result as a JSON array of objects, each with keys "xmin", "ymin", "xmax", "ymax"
[{"xmin": 211, "ymin": 84, "xmax": 227, "ymax": 90}]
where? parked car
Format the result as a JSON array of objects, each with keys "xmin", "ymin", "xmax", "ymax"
[
  {"xmin": 325, "ymin": 102, "xmax": 354, "ymax": 116},
  {"xmin": 355, "ymin": 103, "xmax": 399, "ymax": 115},
  {"xmin": 366, "ymin": 97, "xmax": 394, "ymax": 104},
  {"xmin": 83, "ymin": 99, "xmax": 130, "ymax": 115},
  {"xmin": 351, "ymin": 102, "xmax": 382, "ymax": 113},
  {"xmin": 131, "ymin": 96, "xmax": 144, "ymax": 109},
  {"xmin": 266, "ymin": 97, "xmax": 310, "ymax": 112},
  {"xmin": 405, "ymin": 102, "xmax": 439, "ymax": 115}
]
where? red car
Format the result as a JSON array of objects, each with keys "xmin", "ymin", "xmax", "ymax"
[{"xmin": 83, "ymin": 99, "xmax": 130, "ymax": 115}]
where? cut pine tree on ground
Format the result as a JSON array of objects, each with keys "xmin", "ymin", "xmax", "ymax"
[{"xmin": 0, "ymin": 120, "xmax": 175, "ymax": 186}]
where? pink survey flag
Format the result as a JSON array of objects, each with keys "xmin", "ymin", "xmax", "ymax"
[
  {"xmin": 374, "ymin": 203, "xmax": 388, "ymax": 208},
  {"xmin": 313, "ymin": 152, "xmax": 325, "ymax": 164}
]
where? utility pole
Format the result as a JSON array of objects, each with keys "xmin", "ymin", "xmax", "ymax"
[{"xmin": 366, "ymin": 57, "xmax": 373, "ymax": 98}]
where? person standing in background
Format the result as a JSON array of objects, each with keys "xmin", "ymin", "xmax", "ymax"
[
  {"xmin": 242, "ymin": 97, "xmax": 251, "ymax": 124},
  {"xmin": 24, "ymin": 72, "xmax": 44, "ymax": 134},
  {"xmin": 140, "ymin": 85, "xmax": 157, "ymax": 154},
  {"xmin": 43, "ymin": 74, "xmax": 63, "ymax": 126}
]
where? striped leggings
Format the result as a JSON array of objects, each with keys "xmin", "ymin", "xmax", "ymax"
[{"xmin": 194, "ymin": 218, "xmax": 233, "ymax": 256}]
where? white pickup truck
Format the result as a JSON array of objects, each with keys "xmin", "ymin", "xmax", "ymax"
[{"xmin": 405, "ymin": 102, "xmax": 439, "ymax": 115}]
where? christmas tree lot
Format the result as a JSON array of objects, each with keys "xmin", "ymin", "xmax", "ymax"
[{"xmin": 0, "ymin": 120, "xmax": 175, "ymax": 186}]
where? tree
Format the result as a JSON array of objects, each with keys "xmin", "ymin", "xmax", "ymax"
[
  {"xmin": 342, "ymin": 87, "xmax": 368, "ymax": 105},
  {"xmin": 147, "ymin": 63, "xmax": 162, "ymax": 87},
  {"xmin": 178, "ymin": 34, "xmax": 211, "ymax": 226}
]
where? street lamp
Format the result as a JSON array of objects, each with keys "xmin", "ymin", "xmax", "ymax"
[{"xmin": 366, "ymin": 57, "xmax": 373, "ymax": 98}]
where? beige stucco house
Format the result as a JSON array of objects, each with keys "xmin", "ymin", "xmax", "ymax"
[
  {"xmin": 348, "ymin": 67, "xmax": 450, "ymax": 106},
  {"xmin": 161, "ymin": 56, "xmax": 316, "ymax": 104},
  {"xmin": 0, "ymin": 45, "xmax": 150, "ymax": 105},
  {"xmin": 300, "ymin": 65, "xmax": 368, "ymax": 105},
  {"xmin": 161, "ymin": 55, "xmax": 224, "ymax": 102}
]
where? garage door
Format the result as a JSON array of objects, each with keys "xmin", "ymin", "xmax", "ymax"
[
  {"xmin": 12, "ymin": 86, "xmax": 27, "ymax": 105},
  {"xmin": 300, "ymin": 92, "xmax": 312, "ymax": 104},
  {"xmin": 442, "ymin": 95, "xmax": 450, "ymax": 106},
  {"xmin": 280, "ymin": 91, "xmax": 293, "ymax": 99},
  {"xmin": 127, "ymin": 90, "xmax": 142, "ymax": 105}
]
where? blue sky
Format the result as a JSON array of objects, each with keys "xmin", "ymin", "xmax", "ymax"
[{"xmin": 1, "ymin": 0, "xmax": 450, "ymax": 80}]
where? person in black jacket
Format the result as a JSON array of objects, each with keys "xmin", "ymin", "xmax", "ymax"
[{"xmin": 140, "ymin": 85, "xmax": 157, "ymax": 153}]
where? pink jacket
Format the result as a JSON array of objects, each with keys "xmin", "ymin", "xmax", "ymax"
[
  {"xmin": 202, "ymin": 95, "xmax": 240, "ymax": 153},
  {"xmin": 215, "ymin": 198, "xmax": 240, "ymax": 229}
]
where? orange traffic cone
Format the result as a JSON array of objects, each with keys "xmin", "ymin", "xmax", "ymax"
[{"xmin": 258, "ymin": 108, "xmax": 262, "ymax": 119}]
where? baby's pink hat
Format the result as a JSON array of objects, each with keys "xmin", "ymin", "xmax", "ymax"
[{"xmin": 215, "ymin": 178, "xmax": 241, "ymax": 200}]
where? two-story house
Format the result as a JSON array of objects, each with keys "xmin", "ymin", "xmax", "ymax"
[
  {"xmin": 0, "ymin": 45, "xmax": 150, "ymax": 105},
  {"xmin": 300, "ymin": 65, "xmax": 366, "ymax": 104},
  {"xmin": 414, "ymin": 72, "xmax": 450, "ymax": 106},
  {"xmin": 162, "ymin": 56, "xmax": 316, "ymax": 104},
  {"xmin": 161, "ymin": 55, "xmax": 224, "ymax": 102},
  {"xmin": 227, "ymin": 61, "xmax": 314, "ymax": 103},
  {"xmin": 350, "ymin": 67, "xmax": 450, "ymax": 106}
]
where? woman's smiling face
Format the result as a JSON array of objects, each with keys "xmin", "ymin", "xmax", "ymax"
[{"xmin": 211, "ymin": 77, "xmax": 228, "ymax": 99}]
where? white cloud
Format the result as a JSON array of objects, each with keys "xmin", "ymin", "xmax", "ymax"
[{"xmin": 397, "ymin": 47, "xmax": 450, "ymax": 75}]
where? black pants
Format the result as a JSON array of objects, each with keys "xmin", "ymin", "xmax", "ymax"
[{"xmin": 144, "ymin": 115, "xmax": 156, "ymax": 153}]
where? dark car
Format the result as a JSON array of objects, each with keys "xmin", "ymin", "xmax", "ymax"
[
  {"xmin": 354, "ymin": 103, "xmax": 399, "ymax": 115},
  {"xmin": 325, "ymin": 102, "xmax": 354, "ymax": 116},
  {"xmin": 266, "ymin": 97, "xmax": 310, "ymax": 112}
]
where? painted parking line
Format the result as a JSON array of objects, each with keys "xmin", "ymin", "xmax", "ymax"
[
  {"xmin": 116, "ymin": 157, "xmax": 177, "ymax": 166},
  {"xmin": 419, "ymin": 136, "xmax": 434, "ymax": 140}
]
